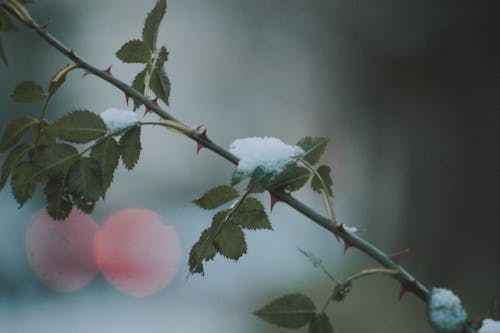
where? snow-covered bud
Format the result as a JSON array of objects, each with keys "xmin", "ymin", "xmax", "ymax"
[{"xmin": 428, "ymin": 288, "xmax": 467, "ymax": 332}]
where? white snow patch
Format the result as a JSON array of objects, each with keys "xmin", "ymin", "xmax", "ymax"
[
  {"xmin": 429, "ymin": 288, "xmax": 467, "ymax": 332},
  {"xmin": 229, "ymin": 137, "xmax": 304, "ymax": 175},
  {"xmin": 342, "ymin": 224, "xmax": 358, "ymax": 233},
  {"xmin": 100, "ymin": 107, "xmax": 139, "ymax": 132},
  {"xmin": 479, "ymin": 319, "xmax": 500, "ymax": 333}
]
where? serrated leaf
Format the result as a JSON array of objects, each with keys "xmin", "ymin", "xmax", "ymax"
[
  {"xmin": 311, "ymin": 165, "xmax": 333, "ymax": 196},
  {"xmin": 34, "ymin": 120, "xmax": 56, "ymax": 147},
  {"xmin": 48, "ymin": 63, "xmax": 79, "ymax": 98},
  {"xmin": 44, "ymin": 173, "xmax": 72, "ymax": 220},
  {"xmin": 270, "ymin": 164, "xmax": 310, "ymax": 192},
  {"xmin": 193, "ymin": 185, "xmax": 239, "ymax": 210},
  {"xmin": 11, "ymin": 161, "xmax": 35, "ymax": 206},
  {"xmin": 32, "ymin": 143, "xmax": 79, "ymax": 180},
  {"xmin": 254, "ymin": 293, "xmax": 316, "ymax": 328},
  {"xmin": 10, "ymin": 80, "xmax": 45, "ymax": 103},
  {"xmin": 142, "ymin": 0, "xmax": 167, "ymax": 52},
  {"xmin": 131, "ymin": 66, "xmax": 148, "ymax": 110},
  {"xmin": 119, "ymin": 125, "xmax": 141, "ymax": 170},
  {"xmin": 0, "ymin": 143, "xmax": 31, "ymax": 191},
  {"xmin": 0, "ymin": 35, "xmax": 8, "ymax": 65},
  {"xmin": 247, "ymin": 167, "xmax": 275, "ymax": 193},
  {"xmin": 213, "ymin": 221, "xmax": 246, "ymax": 260},
  {"xmin": 296, "ymin": 137, "xmax": 328, "ymax": 165},
  {"xmin": 188, "ymin": 228, "xmax": 217, "ymax": 275},
  {"xmin": 232, "ymin": 197, "xmax": 272, "ymax": 230},
  {"xmin": 231, "ymin": 169, "xmax": 247, "ymax": 185},
  {"xmin": 0, "ymin": 116, "xmax": 38, "ymax": 152},
  {"xmin": 90, "ymin": 136, "xmax": 119, "ymax": 197},
  {"xmin": 116, "ymin": 39, "xmax": 151, "ymax": 64},
  {"xmin": 73, "ymin": 196, "xmax": 96, "ymax": 214},
  {"xmin": 149, "ymin": 47, "xmax": 170, "ymax": 105},
  {"xmin": 67, "ymin": 157, "xmax": 103, "ymax": 202},
  {"xmin": 50, "ymin": 110, "xmax": 107, "ymax": 143},
  {"xmin": 308, "ymin": 313, "xmax": 333, "ymax": 333}
]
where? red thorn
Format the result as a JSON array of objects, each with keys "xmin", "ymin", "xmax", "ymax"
[
  {"xmin": 69, "ymin": 49, "xmax": 76, "ymax": 57},
  {"xmin": 390, "ymin": 249, "xmax": 410, "ymax": 264},
  {"xmin": 104, "ymin": 65, "xmax": 112, "ymax": 74},
  {"xmin": 152, "ymin": 97, "xmax": 159, "ymax": 104},
  {"xmin": 143, "ymin": 106, "xmax": 153, "ymax": 116},
  {"xmin": 81, "ymin": 69, "xmax": 91, "ymax": 78},
  {"xmin": 343, "ymin": 241, "xmax": 351, "ymax": 254},
  {"xmin": 399, "ymin": 286, "xmax": 408, "ymax": 301},
  {"xmin": 41, "ymin": 20, "xmax": 51, "ymax": 30},
  {"xmin": 196, "ymin": 129, "xmax": 212, "ymax": 154},
  {"xmin": 125, "ymin": 94, "xmax": 130, "ymax": 107},
  {"xmin": 270, "ymin": 194, "xmax": 279, "ymax": 211},
  {"xmin": 195, "ymin": 124, "xmax": 205, "ymax": 132}
]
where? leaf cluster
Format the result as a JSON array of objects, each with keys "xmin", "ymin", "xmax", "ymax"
[{"xmin": 115, "ymin": 0, "xmax": 170, "ymax": 109}]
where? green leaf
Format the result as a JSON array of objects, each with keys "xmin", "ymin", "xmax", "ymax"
[
  {"xmin": 119, "ymin": 126, "xmax": 141, "ymax": 170},
  {"xmin": 0, "ymin": 35, "xmax": 8, "ymax": 65},
  {"xmin": 67, "ymin": 157, "xmax": 103, "ymax": 202},
  {"xmin": 214, "ymin": 223, "xmax": 246, "ymax": 260},
  {"xmin": 193, "ymin": 185, "xmax": 239, "ymax": 210},
  {"xmin": 247, "ymin": 166, "xmax": 275, "ymax": 193},
  {"xmin": 32, "ymin": 143, "xmax": 79, "ymax": 180},
  {"xmin": 10, "ymin": 80, "xmax": 46, "ymax": 103},
  {"xmin": 308, "ymin": 313, "xmax": 333, "ymax": 333},
  {"xmin": 73, "ymin": 195, "xmax": 96, "ymax": 214},
  {"xmin": 116, "ymin": 39, "xmax": 152, "ymax": 64},
  {"xmin": 11, "ymin": 161, "xmax": 35, "ymax": 206},
  {"xmin": 50, "ymin": 110, "xmax": 107, "ymax": 143},
  {"xmin": 34, "ymin": 120, "xmax": 56, "ymax": 147},
  {"xmin": 296, "ymin": 137, "xmax": 328, "ymax": 165},
  {"xmin": 254, "ymin": 293, "xmax": 316, "ymax": 328},
  {"xmin": 44, "ymin": 173, "xmax": 72, "ymax": 220},
  {"xmin": 90, "ymin": 136, "xmax": 119, "ymax": 197},
  {"xmin": 149, "ymin": 46, "xmax": 170, "ymax": 105},
  {"xmin": 0, "ymin": 143, "xmax": 31, "ymax": 191},
  {"xmin": 188, "ymin": 228, "xmax": 217, "ymax": 275},
  {"xmin": 231, "ymin": 169, "xmax": 247, "ymax": 186},
  {"xmin": 270, "ymin": 164, "xmax": 310, "ymax": 192},
  {"xmin": 0, "ymin": 116, "xmax": 38, "ymax": 152},
  {"xmin": 131, "ymin": 67, "xmax": 148, "ymax": 110},
  {"xmin": 232, "ymin": 197, "xmax": 272, "ymax": 230},
  {"xmin": 48, "ymin": 63, "xmax": 79, "ymax": 98},
  {"xmin": 142, "ymin": 0, "xmax": 167, "ymax": 52},
  {"xmin": 311, "ymin": 165, "xmax": 333, "ymax": 196}
]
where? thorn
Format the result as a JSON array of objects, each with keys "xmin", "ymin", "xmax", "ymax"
[
  {"xmin": 69, "ymin": 49, "xmax": 76, "ymax": 57},
  {"xmin": 196, "ymin": 128, "xmax": 212, "ymax": 154},
  {"xmin": 398, "ymin": 280, "xmax": 420, "ymax": 301},
  {"xmin": 270, "ymin": 193, "xmax": 280, "ymax": 211},
  {"xmin": 343, "ymin": 241, "xmax": 351, "ymax": 254},
  {"xmin": 81, "ymin": 69, "xmax": 91, "ymax": 78},
  {"xmin": 125, "ymin": 94, "xmax": 130, "ymax": 107},
  {"xmin": 104, "ymin": 65, "xmax": 112, "ymax": 74},
  {"xmin": 390, "ymin": 249, "xmax": 410, "ymax": 264},
  {"xmin": 143, "ymin": 106, "xmax": 153, "ymax": 116},
  {"xmin": 399, "ymin": 285, "xmax": 408, "ymax": 301},
  {"xmin": 152, "ymin": 97, "xmax": 159, "ymax": 104},
  {"xmin": 41, "ymin": 20, "xmax": 51, "ymax": 30}
]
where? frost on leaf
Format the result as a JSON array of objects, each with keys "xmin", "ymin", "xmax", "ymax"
[
  {"xmin": 100, "ymin": 108, "xmax": 139, "ymax": 133},
  {"xmin": 428, "ymin": 288, "xmax": 467, "ymax": 332}
]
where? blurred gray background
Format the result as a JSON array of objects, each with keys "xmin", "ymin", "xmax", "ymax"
[{"xmin": 0, "ymin": 0, "xmax": 499, "ymax": 332}]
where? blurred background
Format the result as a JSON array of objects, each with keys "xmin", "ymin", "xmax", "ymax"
[{"xmin": 0, "ymin": 0, "xmax": 499, "ymax": 332}]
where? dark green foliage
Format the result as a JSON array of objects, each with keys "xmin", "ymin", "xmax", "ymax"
[
  {"xmin": 49, "ymin": 110, "xmax": 107, "ymax": 143},
  {"xmin": 116, "ymin": 39, "xmax": 151, "ymax": 64},
  {"xmin": 254, "ymin": 293, "xmax": 316, "ymax": 328},
  {"xmin": 0, "ymin": 143, "xmax": 31, "ymax": 191},
  {"xmin": 10, "ymin": 80, "xmax": 46, "ymax": 103},
  {"xmin": 247, "ymin": 166, "xmax": 274, "ymax": 193},
  {"xmin": 188, "ymin": 228, "xmax": 217, "ymax": 275},
  {"xmin": 11, "ymin": 161, "xmax": 35, "ymax": 206},
  {"xmin": 32, "ymin": 143, "xmax": 79, "ymax": 180},
  {"xmin": 34, "ymin": 120, "xmax": 56, "ymax": 147},
  {"xmin": 0, "ymin": 116, "xmax": 38, "ymax": 152},
  {"xmin": 192, "ymin": 185, "xmax": 239, "ymax": 210},
  {"xmin": 0, "ymin": 35, "xmax": 7, "ymax": 65},
  {"xmin": 331, "ymin": 282, "xmax": 352, "ymax": 302},
  {"xmin": 311, "ymin": 165, "xmax": 333, "ymax": 196},
  {"xmin": 296, "ymin": 137, "xmax": 328, "ymax": 165},
  {"xmin": 231, "ymin": 197, "xmax": 271, "ymax": 230},
  {"xmin": 308, "ymin": 313, "xmax": 334, "ymax": 333},
  {"xmin": 231, "ymin": 169, "xmax": 247, "ymax": 186},
  {"xmin": 44, "ymin": 173, "xmax": 72, "ymax": 220},
  {"xmin": 90, "ymin": 136, "xmax": 119, "ymax": 197},
  {"xmin": 149, "ymin": 46, "xmax": 170, "ymax": 105},
  {"xmin": 67, "ymin": 157, "xmax": 103, "ymax": 203},
  {"xmin": 142, "ymin": 0, "xmax": 167, "ymax": 52},
  {"xmin": 213, "ymin": 218, "xmax": 246, "ymax": 260},
  {"xmin": 269, "ymin": 164, "xmax": 310, "ymax": 192},
  {"xmin": 131, "ymin": 67, "xmax": 148, "ymax": 110},
  {"xmin": 119, "ymin": 125, "xmax": 142, "ymax": 170}
]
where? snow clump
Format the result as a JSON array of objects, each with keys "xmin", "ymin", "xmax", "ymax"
[
  {"xmin": 479, "ymin": 319, "xmax": 500, "ymax": 333},
  {"xmin": 428, "ymin": 288, "xmax": 467, "ymax": 332},
  {"xmin": 100, "ymin": 107, "xmax": 139, "ymax": 132}
]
